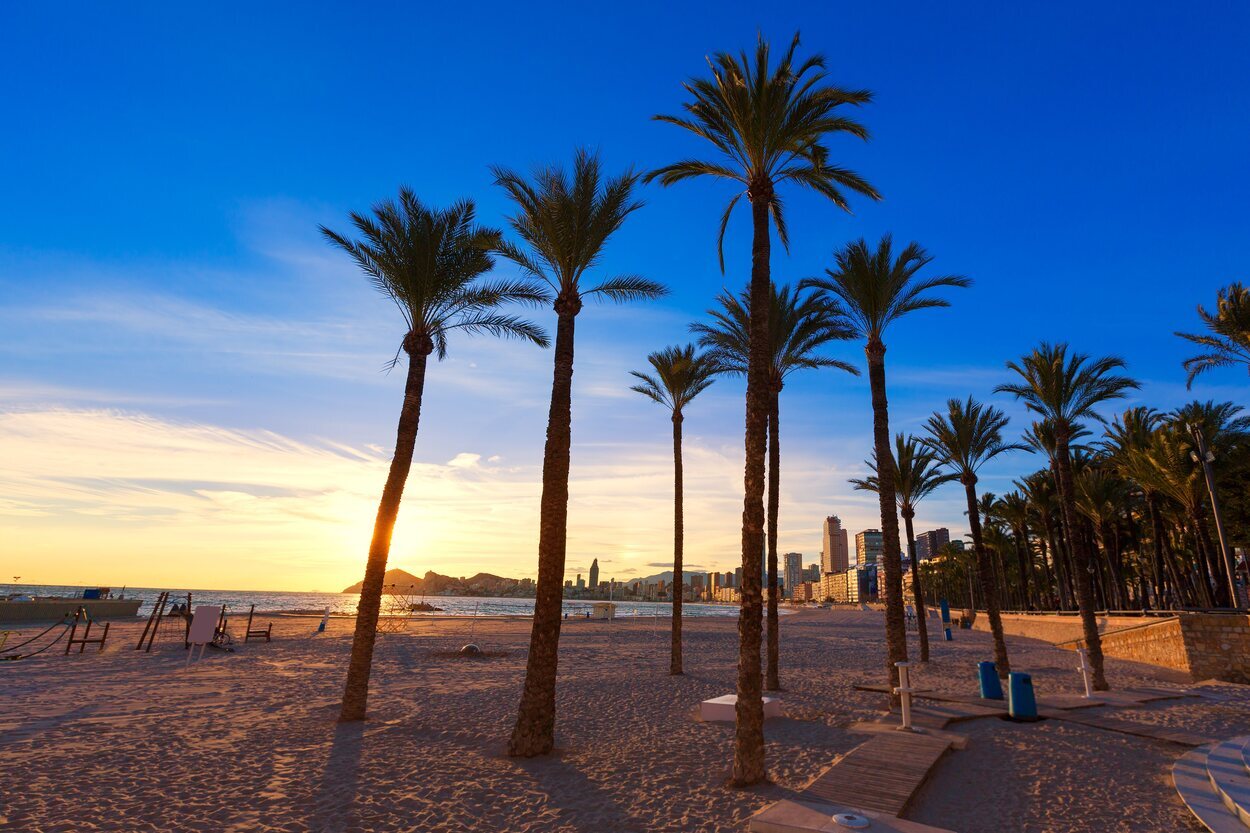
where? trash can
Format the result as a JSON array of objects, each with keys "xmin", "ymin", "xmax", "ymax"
[
  {"xmin": 1008, "ymin": 672, "xmax": 1039, "ymax": 721},
  {"xmin": 978, "ymin": 661, "xmax": 1003, "ymax": 700}
]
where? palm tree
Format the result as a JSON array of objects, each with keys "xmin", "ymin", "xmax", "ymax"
[
  {"xmin": 692, "ymin": 283, "xmax": 857, "ymax": 689},
  {"xmin": 630, "ymin": 345, "xmax": 717, "ymax": 675},
  {"xmin": 922, "ymin": 397, "xmax": 1024, "ymax": 676},
  {"xmin": 321, "ymin": 190, "xmax": 549, "ymax": 722},
  {"xmin": 648, "ymin": 33, "xmax": 878, "ymax": 786},
  {"xmin": 803, "ymin": 236, "xmax": 968, "ymax": 692},
  {"xmin": 850, "ymin": 434, "xmax": 954, "ymax": 661},
  {"xmin": 994, "ymin": 492, "xmax": 1035, "ymax": 610},
  {"xmin": 1101, "ymin": 408, "xmax": 1171, "ymax": 607},
  {"xmin": 494, "ymin": 151, "xmax": 666, "ymax": 757},
  {"xmin": 1175, "ymin": 282, "xmax": 1250, "ymax": 388},
  {"xmin": 996, "ymin": 343, "xmax": 1139, "ymax": 689}
]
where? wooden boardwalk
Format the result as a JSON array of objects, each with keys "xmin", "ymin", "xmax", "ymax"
[
  {"xmin": 800, "ymin": 731, "xmax": 953, "ymax": 816},
  {"xmin": 1040, "ymin": 708, "xmax": 1216, "ymax": 746}
]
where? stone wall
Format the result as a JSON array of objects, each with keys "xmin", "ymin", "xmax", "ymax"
[
  {"xmin": 971, "ymin": 612, "xmax": 1160, "ymax": 644},
  {"xmin": 1054, "ymin": 613, "xmax": 1249, "ymax": 684},
  {"xmin": 1088, "ymin": 618, "xmax": 1189, "ymax": 674},
  {"xmin": 1179, "ymin": 613, "xmax": 1250, "ymax": 684}
]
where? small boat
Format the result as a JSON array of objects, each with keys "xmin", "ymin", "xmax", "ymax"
[{"xmin": 0, "ymin": 587, "xmax": 142, "ymax": 623}]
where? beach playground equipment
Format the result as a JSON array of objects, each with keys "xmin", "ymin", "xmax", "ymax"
[
  {"xmin": 243, "ymin": 605, "xmax": 272, "ymax": 642},
  {"xmin": 0, "ymin": 610, "xmax": 75, "ymax": 661},
  {"xmin": 64, "ymin": 606, "xmax": 110, "ymax": 654}
]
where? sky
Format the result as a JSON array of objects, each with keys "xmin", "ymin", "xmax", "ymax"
[{"xmin": 1, "ymin": 2, "xmax": 1248, "ymax": 592}]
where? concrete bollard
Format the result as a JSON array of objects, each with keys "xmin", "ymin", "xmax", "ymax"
[
  {"xmin": 1008, "ymin": 672, "xmax": 1039, "ymax": 720},
  {"xmin": 978, "ymin": 661, "xmax": 1004, "ymax": 700}
]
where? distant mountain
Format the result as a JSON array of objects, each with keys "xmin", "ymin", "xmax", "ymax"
[
  {"xmin": 629, "ymin": 570, "xmax": 710, "ymax": 586},
  {"xmin": 341, "ymin": 569, "xmax": 533, "ymax": 598}
]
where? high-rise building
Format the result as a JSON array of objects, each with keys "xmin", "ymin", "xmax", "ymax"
[
  {"xmin": 822, "ymin": 515, "xmax": 850, "ymax": 573},
  {"xmin": 783, "ymin": 552, "xmax": 804, "ymax": 597},
  {"xmin": 576, "ymin": 573, "xmax": 585, "ymax": 590},
  {"xmin": 855, "ymin": 529, "xmax": 883, "ymax": 567},
  {"xmin": 710, "ymin": 572, "xmax": 722, "ymax": 593},
  {"xmin": 589, "ymin": 558, "xmax": 599, "ymax": 590},
  {"xmin": 804, "ymin": 564, "xmax": 821, "ymax": 583},
  {"xmin": 914, "ymin": 528, "xmax": 950, "ymax": 562},
  {"xmin": 734, "ymin": 566, "xmax": 743, "ymax": 588}
]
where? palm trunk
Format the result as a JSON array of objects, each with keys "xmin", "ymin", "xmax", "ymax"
[
  {"xmin": 765, "ymin": 386, "xmax": 781, "ymax": 691},
  {"xmin": 340, "ymin": 342, "xmax": 430, "ymax": 722},
  {"xmin": 965, "ymin": 477, "xmax": 1010, "ymax": 676},
  {"xmin": 1053, "ymin": 437, "xmax": 1108, "ymax": 690},
  {"xmin": 1146, "ymin": 492, "xmax": 1169, "ymax": 607},
  {"xmin": 509, "ymin": 303, "xmax": 578, "ymax": 757},
  {"xmin": 671, "ymin": 411, "xmax": 684, "ymax": 676},
  {"xmin": 1014, "ymin": 524, "xmax": 1032, "ymax": 609},
  {"xmin": 903, "ymin": 509, "xmax": 930, "ymax": 661},
  {"xmin": 1037, "ymin": 531, "xmax": 1056, "ymax": 608},
  {"xmin": 866, "ymin": 339, "xmax": 908, "ymax": 695},
  {"xmin": 730, "ymin": 184, "xmax": 770, "ymax": 786}
]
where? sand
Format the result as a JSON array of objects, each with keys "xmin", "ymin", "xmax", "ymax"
[{"xmin": 1, "ymin": 608, "xmax": 1244, "ymax": 832}]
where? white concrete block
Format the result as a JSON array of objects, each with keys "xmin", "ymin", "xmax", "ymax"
[{"xmin": 700, "ymin": 693, "xmax": 783, "ymax": 722}]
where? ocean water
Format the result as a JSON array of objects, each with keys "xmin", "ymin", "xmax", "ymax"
[{"xmin": 6, "ymin": 584, "xmax": 741, "ymax": 619}]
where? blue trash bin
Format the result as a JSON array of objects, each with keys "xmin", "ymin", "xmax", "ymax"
[
  {"xmin": 1008, "ymin": 672, "xmax": 1039, "ymax": 720},
  {"xmin": 978, "ymin": 661, "xmax": 1003, "ymax": 700}
]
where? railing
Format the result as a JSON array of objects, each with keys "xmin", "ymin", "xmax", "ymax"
[{"xmin": 991, "ymin": 607, "xmax": 1247, "ymax": 617}]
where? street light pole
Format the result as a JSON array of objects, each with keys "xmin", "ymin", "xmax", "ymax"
[{"xmin": 1189, "ymin": 422, "xmax": 1244, "ymax": 609}]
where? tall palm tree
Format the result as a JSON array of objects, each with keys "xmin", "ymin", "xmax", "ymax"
[
  {"xmin": 1101, "ymin": 408, "xmax": 1170, "ymax": 606},
  {"xmin": 1175, "ymin": 282, "xmax": 1250, "ymax": 388},
  {"xmin": 630, "ymin": 345, "xmax": 717, "ymax": 675},
  {"xmin": 1167, "ymin": 400, "xmax": 1250, "ymax": 606},
  {"xmin": 803, "ymin": 236, "xmax": 968, "ymax": 692},
  {"xmin": 850, "ymin": 434, "xmax": 954, "ymax": 661},
  {"xmin": 922, "ymin": 397, "xmax": 1024, "ymax": 676},
  {"xmin": 996, "ymin": 343, "xmax": 1139, "ymax": 690},
  {"xmin": 994, "ymin": 491, "xmax": 1034, "ymax": 610},
  {"xmin": 321, "ymin": 190, "xmax": 549, "ymax": 722},
  {"xmin": 648, "ymin": 33, "xmax": 878, "ymax": 785},
  {"xmin": 494, "ymin": 151, "xmax": 666, "ymax": 757},
  {"xmin": 692, "ymin": 283, "xmax": 857, "ymax": 689}
]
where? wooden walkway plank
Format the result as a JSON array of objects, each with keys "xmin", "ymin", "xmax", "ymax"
[
  {"xmin": 1039, "ymin": 708, "xmax": 1216, "ymax": 747},
  {"xmin": 799, "ymin": 733, "xmax": 953, "ymax": 816}
]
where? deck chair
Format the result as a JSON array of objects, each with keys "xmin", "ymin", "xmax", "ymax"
[{"xmin": 186, "ymin": 606, "xmax": 222, "ymax": 666}]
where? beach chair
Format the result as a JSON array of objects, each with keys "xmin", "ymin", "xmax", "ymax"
[{"xmin": 244, "ymin": 605, "xmax": 272, "ymax": 643}]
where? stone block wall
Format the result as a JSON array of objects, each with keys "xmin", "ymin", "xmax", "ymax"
[
  {"xmin": 1091, "ymin": 618, "xmax": 1189, "ymax": 674},
  {"xmin": 1179, "ymin": 613, "xmax": 1250, "ymax": 684}
]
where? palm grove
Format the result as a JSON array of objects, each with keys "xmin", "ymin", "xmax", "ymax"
[{"xmin": 322, "ymin": 35, "xmax": 1250, "ymax": 785}]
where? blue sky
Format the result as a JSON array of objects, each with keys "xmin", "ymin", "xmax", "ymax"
[{"xmin": 1, "ymin": 2, "xmax": 1248, "ymax": 590}]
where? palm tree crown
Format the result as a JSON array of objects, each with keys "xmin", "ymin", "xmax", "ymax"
[
  {"xmin": 922, "ymin": 397, "xmax": 1025, "ymax": 481},
  {"xmin": 320, "ymin": 190, "xmax": 550, "ymax": 357},
  {"xmin": 1175, "ymin": 282, "xmax": 1250, "ymax": 388},
  {"xmin": 690, "ymin": 283, "xmax": 858, "ymax": 382},
  {"xmin": 996, "ymin": 343, "xmax": 1139, "ymax": 439},
  {"xmin": 646, "ymin": 32, "xmax": 880, "ymax": 269},
  {"xmin": 801, "ymin": 235, "xmax": 970, "ymax": 346},
  {"xmin": 492, "ymin": 149, "xmax": 666, "ymax": 309},
  {"xmin": 630, "ymin": 344, "xmax": 718, "ymax": 415},
  {"xmin": 850, "ymin": 433, "xmax": 955, "ymax": 511}
]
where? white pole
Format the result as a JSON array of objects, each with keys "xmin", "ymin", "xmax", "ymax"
[
  {"xmin": 895, "ymin": 660, "xmax": 914, "ymax": 731},
  {"xmin": 1077, "ymin": 647, "xmax": 1093, "ymax": 698}
]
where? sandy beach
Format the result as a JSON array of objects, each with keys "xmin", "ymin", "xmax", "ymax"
[{"xmin": 1, "ymin": 608, "xmax": 1245, "ymax": 833}]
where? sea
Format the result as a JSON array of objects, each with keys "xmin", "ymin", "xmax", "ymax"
[{"xmin": 8, "ymin": 584, "xmax": 741, "ymax": 619}]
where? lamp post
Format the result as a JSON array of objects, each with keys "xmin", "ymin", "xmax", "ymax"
[{"xmin": 1188, "ymin": 422, "xmax": 1244, "ymax": 609}]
